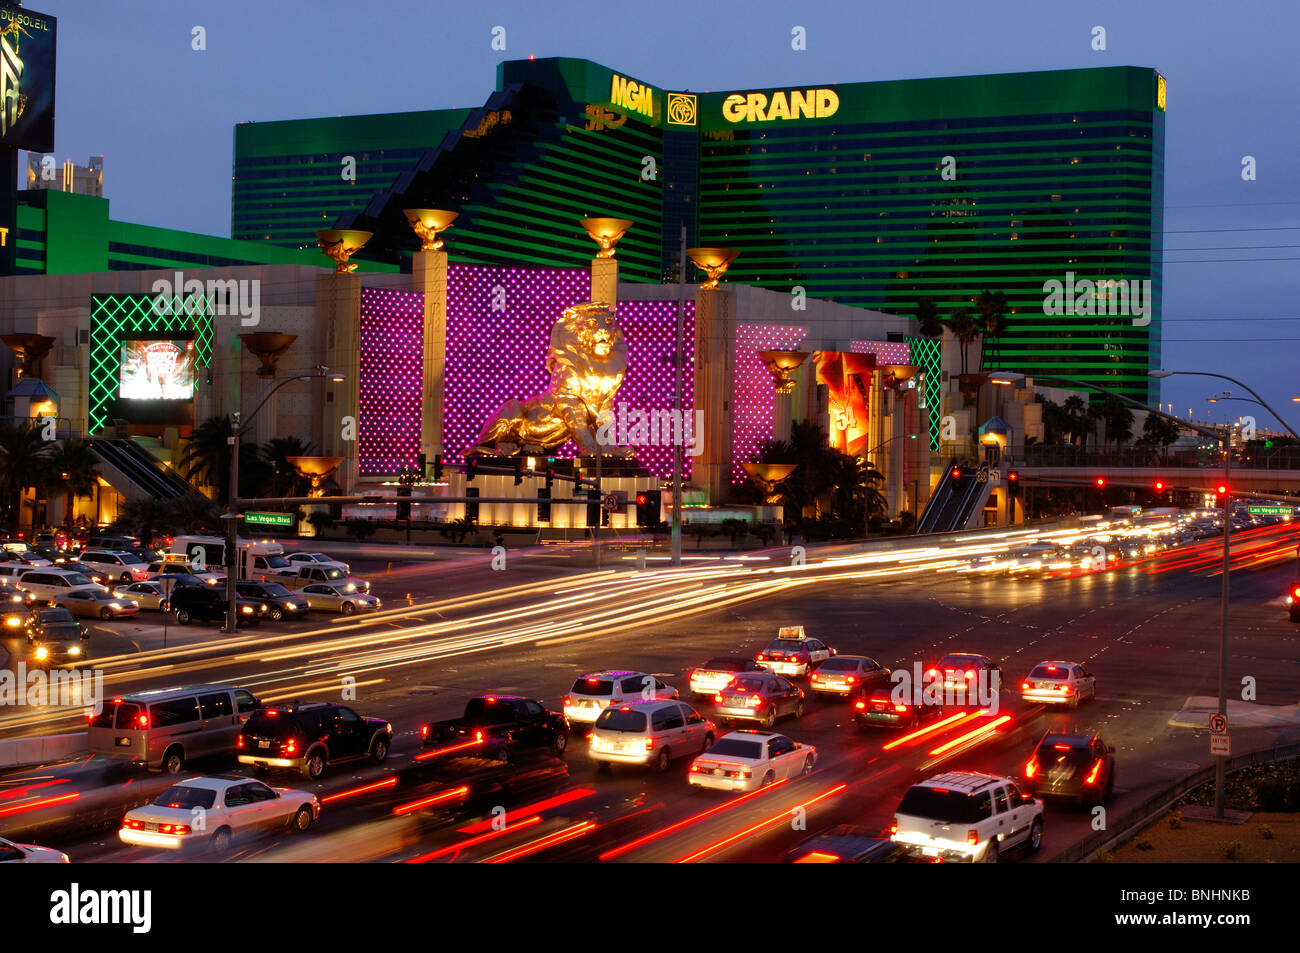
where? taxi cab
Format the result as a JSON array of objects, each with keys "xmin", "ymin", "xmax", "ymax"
[{"xmin": 754, "ymin": 626, "xmax": 834, "ymax": 678}]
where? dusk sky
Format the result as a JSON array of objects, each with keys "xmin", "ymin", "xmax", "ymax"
[{"xmin": 33, "ymin": 0, "xmax": 1300, "ymax": 428}]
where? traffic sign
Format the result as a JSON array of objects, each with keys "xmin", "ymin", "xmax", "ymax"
[
  {"xmin": 244, "ymin": 511, "xmax": 294, "ymax": 527},
  {"xmin": 976, "ymin": 470, "xmax": 988, "ymax": 484},
  {"xmin": 1210, "ymin": 733, "xmax": 1231, "ymax": 757},
  {"xmin": 603, "ymin": 493, "xmax": 620, "ymax": 513},
  {"xmin": 1247, "ymin": 505, "xmax": 1291, "ymax": 517},
  {"xmin": 1209, "ymin": 713, "xmax": 1227, "ymax": 734}
]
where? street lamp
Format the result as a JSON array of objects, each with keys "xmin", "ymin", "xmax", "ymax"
[
  {"xmin": 1151, "ymin": 370, "xmax": 1300, "ymax": 442},
  {"xmin": 223, "ymin": 365, "xmax": 345, "ymax": 633}
]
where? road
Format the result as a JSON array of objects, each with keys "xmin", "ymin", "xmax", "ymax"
[{"xmin": 3, "ymin": 520, "xmax": 1299, "ymax": 863}]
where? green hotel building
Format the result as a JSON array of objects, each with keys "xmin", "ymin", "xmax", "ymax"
[{"xmin": 230, "ymin": 57, "xmax": 1164, "ymax": 402}]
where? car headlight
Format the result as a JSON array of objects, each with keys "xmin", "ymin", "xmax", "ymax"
[
  {"xmin": 108, "ymin": 603, "xmax": 122, "ymax": 610},
  {"xmin": 4, "ymin": 617, "xmax": 19, "ymax": 627},
  {"xmin": 284, "ymin": 602, "xmax": 296, "ymax": 609},
  {"xmin": 34, "ymin": 646, "xmax": 48, "ymax": 660},
  {"xmin": 241, "ymin": 606, "xmax": 253, "ymax": 614},
  {"xmin": 68, "ymin": 645, "xmax": 82, "ymax": 656},
  {"xmin": 344, "ymin": 583, "xmax": 356, "ymax": 592}
]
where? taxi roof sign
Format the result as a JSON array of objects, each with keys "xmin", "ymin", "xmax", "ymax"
[{"xmin": 777, "ymin": 626, "xmax": 806, "ymax": 640}]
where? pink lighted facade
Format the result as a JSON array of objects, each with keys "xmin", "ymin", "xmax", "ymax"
[
  {"xmin": 359, "ymin": 287, "xmax": 424, "ymax": 475},
  {"xmin": 852, "ymin": 340, "xmax": 911, "ymax": 365},
  {"xmin": 731, "ymin": 325, "xmax": 808, "ymax": 484}
]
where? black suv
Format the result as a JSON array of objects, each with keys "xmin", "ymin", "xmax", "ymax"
[
  {"xmin": 169, "ymin": 585, "xmax": 267, "ymax": 625},
  {"xmin": 235, "ymin": 581, "xmax": 310, "ymax": 621},
  {"xmin": 238, "ymin": 702, "xmax": 392, "ymax": 780}
]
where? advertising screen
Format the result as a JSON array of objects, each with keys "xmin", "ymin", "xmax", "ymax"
[
  {"xmin": 119, "ymin": 340, "xmax": 196, "ymax": 401},
  {"xmin": 0, "ymin": 4, "xmax": 56, "ymax": 152}
]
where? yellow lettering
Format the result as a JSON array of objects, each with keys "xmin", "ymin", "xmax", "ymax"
[
  {"xmin": 816, "ymin": 88, "xmax": 839, "ymax": 118},
  {"xmin": 611, "ymin": 74, "xmax": 626, "ymax": 108},
  {"xmin": 0, "ymin": 226, "xmax": 7, "ymax": 247},
  {"xmin": 722, "ymin": 94, "xmax": 747, "ymax": 122},
  {"xmin": 767, "ymin": 91, "xmax": 790, "ymax": 120},
  {"xmin": 746, "ymin": 92, "xmax": 768, "ymax": 121},
  {"xmin": 790, "ymin": 90, "xmax": 812, "ymax": 119}
]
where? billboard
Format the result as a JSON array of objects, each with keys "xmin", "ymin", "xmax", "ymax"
[
  {"xmin": 0, "ymin": 4, "xmax": 55, "ymax": 152},
  {"xmin": 119, "ymin": 340, "xmax": 197, "ymax": 401}
]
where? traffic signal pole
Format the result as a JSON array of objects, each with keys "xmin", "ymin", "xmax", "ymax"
[{"xmin": 223, "ymin": 412, "xmax": 240, "ymax": 634}]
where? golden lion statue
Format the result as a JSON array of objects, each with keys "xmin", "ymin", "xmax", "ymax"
[{"xmin": 476, "ymin": 302, "xmax": 627, "ymax": 455}]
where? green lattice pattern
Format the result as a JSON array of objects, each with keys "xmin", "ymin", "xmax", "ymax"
[
  {"xmin": 905, "ymin": 336, "xmax": 943, "ymax": 452},
  {"xmin": 88, "ymin": 294, "xmax": 214, "ymax": 434}
]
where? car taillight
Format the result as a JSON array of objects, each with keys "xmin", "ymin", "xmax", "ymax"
[
  {"xmin": 137, "ymin": 714, "xmax": 148, "ymax": 728},
  {"xmin": 894, "ymin": 704, "xmax": 908, "ymax": 712},
  {"xmin": 965, "ymin": 670, "xmax": 976, "ymax": 680},
  {"xmin": 747, "ymin": 694, "xmax": 763, "ymax": 708},
  {"xmin": 420, "ymin": 725, "xmax": 428, "ymax": 737},
  {"xmin": 756, "ymin": 654, "xmax": 766, "ymax": 662},
  {"xmin": 236, "ymin": 735, "xmax": 244, "ymax": 749},
  {"xmin": 889, "ymin": 817, "xmax": 898, "ymax": 835},
  {"xmin": 125, "ymin": 819, "xmax": 144, "ymax": 830},
  {"xmin": 689, "ymin": 763, "xmax": 700, "ymax": 772},
  {"xmin": 810, "ymin": 673, "xmax": 819, "ymax": 681},
  {"xmin": 926, "ymin": 669, "xmax": 938, "ymax": 678},
  {"xmin": 644, "ymin": 738, "xmax": 654, "ymax": 752},
  {"xmin": 967, "ymin": 830, "xmax": 979, "ymax": 846},
  {"xmin": 1085, "ymin": 759, "xmax": 1103, "ymax": 785},
  {"xmin": 283, "ymin": 739, "xmax": 297, "ymax": 755},
  {"xmin": 1025, "ymin": 759, "xmax": 1038, "ymax": 779},
  {"xmin": 1058, "ymin": 684, "xmax": 1072, "ymax": 693},
  {"xmin": 854, "ymin": 700, "xmax": 866, "ymax": 710},
  {"xmin": 474, "ymin": 730, "xmax": 484, "ymax": 742},
  {"xmin": 1020, "ymin": 682, "xmax": 1030, "ymax": 691},
  {"xmin": 160, "ymin": 824, "xmax": 191, "ymax": 835},
  {"xmin": 562, "ymin": 696, "xmax": 571, "ymax": 707},
  {"xmin": 714, "ymin": 693, "xmax": 723, "ymax": 703},
  {"xmin": 846, "ymin": 676, "xmax": 855, "ymax": 684}
]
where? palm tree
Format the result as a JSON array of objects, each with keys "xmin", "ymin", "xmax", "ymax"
[
  {"xmin": 43, "ymin": 439, "xmax": 100, "ymax": 530},
  {"xmin": 975, "ymin": 290, "xmax": 1009, "ymax": 370},
  {"xmin": 178, "ymin": 416, "xmax": 266, "ymax": 501},
  {"xmin": 915, "ymin": 298, "xmax": 945, "ymax": 339},
  {"xmin": 167, "ymin": 493, "xmax": 222, "ymax": 534},
  {"xmin": 261, "ymin": 436, "xmax": 316, "ymax": 498},
  {"xmin": 1039, "ymin": 398, "xmax": 1073, "ymax": 445},
  {"xmin": 0, "ymin": 421, "xmax": 52, "ymax": 533},
  {"xmin": 1062, "ymin": 395, "xmax": 1088, "ymax": 447},
  {"xmin": 1100, "ymin": 396, "xmax": 1135, "ymax": 450},
  {"xmin": 115, "ymin": 497, "xmax": 174, "ymax": 547},
  {"xmin": 826, "ymin": 454, "xmax": 886, "ymax": 525},
  {"xmin": 1138, "ymin": 412, "xmax": 1184, "ymax": 462},
  {"xmin": 944, "ymin": 308, "xmax": 978, "ymax": 376}
]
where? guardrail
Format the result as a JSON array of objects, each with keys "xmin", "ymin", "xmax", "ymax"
[
  {"xmin": 0, "ymin": 731, "xmax": 86, "ymax": 769},
  {"xmin": 1047, "ymin": 740, "xmax": 1300, "ymax": 863}
]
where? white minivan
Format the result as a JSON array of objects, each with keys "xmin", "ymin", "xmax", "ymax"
[
  {"xmin": 78, "ymin": 549, "xmax": 151, "ymax": 584},
  {"xmin": 588, "ymin": 699, "xmax": 715, "ymax": 773},
  {"xmin": 18, "ymin": 568, "xmax": 107, "ymax": 602}
]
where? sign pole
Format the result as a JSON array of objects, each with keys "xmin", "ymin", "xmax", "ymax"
[{"xmin": 672, "ymin": 225, "xmax": 686, "ymax": 567}]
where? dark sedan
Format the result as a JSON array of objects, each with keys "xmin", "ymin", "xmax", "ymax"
[
  {"xmin": 852, "ymin": 686, "xmax": 946, "ymax": 731},
  {"xmin": 235, "ymin": 581, "xmax": 310, "ymax": 621},
  {"xmin": 1022, "ymin": 732, "xmax": 1115, "ymax": 807},
  {"xmin": 25, "ymin": 607, "xmax": 89, "ymax": 667}
]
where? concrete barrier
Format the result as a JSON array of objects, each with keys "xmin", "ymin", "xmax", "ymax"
[{"xmin": 0, "ymin": 732, "xmax": 87, "ymax": 769}]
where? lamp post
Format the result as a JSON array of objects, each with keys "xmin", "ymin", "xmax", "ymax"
[
  {"xmin": 223, "ymin": 365, "xmax": 345, "ymax": 633},
  {"xmin": 991, "ymin": 369, "xmax": 1244, "ymax": 820}
]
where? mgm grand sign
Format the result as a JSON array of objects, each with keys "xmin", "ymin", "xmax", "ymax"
[{"xmin": 721, "ymin": 87, "xmax": 839, "ymax": 123}]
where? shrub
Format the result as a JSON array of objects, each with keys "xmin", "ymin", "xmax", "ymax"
[
  {"xmin": 1220, "ymin": 840, "xmax": 1242, "ymax": 860},
  {"xmin": 1135, "ymin": 839, "xmax": 1154, "ymax": 851},
  {"xmin": 1260, "ymin": 825, "xmax": 1275, "ymax": 840},
  {"xmin": 1093, "ymin": 850, "xmax": 1113, "ymax": 863},
  {"xmin": 1168, "ymin": 811, "xmax": 1183, "ymax": 830}
]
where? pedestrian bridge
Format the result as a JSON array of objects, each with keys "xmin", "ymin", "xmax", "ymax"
[{"xmin": 1008, "ymin": 446, "xmax": 1300, "ymax": 498}]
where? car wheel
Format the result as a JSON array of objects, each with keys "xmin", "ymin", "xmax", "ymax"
[
  {"xmin": 269, "ymin": 607, "xmax": 284, "ymax": 622},
  {"xmin": 984, "ymin": 841, "xmax": 999, "ymax": 863},
  {"xmin": 793, "ymin": 700, "xmax": 804, "ymax": 719},
  {"xmin": 1026, "ymin": 818, "xmax": 1043, "ymax": 853},
  {"xmin": 120, "ymin": 572, "xmax": 132, "ymax": 583},
  {"xmin": 760, "ymin": 771, "xmax": 775, "ymax": 788},
  {"xmin": 292, "ymin": 805, "xmax": 314, "ymax": 833},
  {"xmin": 161, "ymin": 746, "xmax": 184, "ymax": 775},
  {"xmin": 801, "ymin": 756, "xmax": 815, "ymax": 777},
  {"xmin": 99, "ymin": 607, "xmax": 112, "ymax": 620},
  {"xmin": 370, "ymin": 737, "xmax": 389, "ymax": 764},
  {"xmin": 551, "ymin": 729, "xmax": 568, "ymax": 756},
  {"xmin": 175, "ymin": 609, "xmax": 190, "ymax": 625},
  {"xmin": 762, "ymin": 707, "xmax": 776, "ymax": 729},
  {"xmin": 1069, "ymin": 693, "xmax": 1079, "ymax": 710},
  {"xmin": 341, "ymin": 602, "xmax": 356, "ymax": 616},
  {"xmin": 302, "ymin": 750, "xmax": 326, "ymax": 780},
  {"xmin": 701, "ymin": 733, "xmax": 714, "ymax": 752},
  {"xmin": 654, "ymin": 748, "xmax": 670, "ymax": 773},
  {"xmin": 209, "ymin": 827, "xmax": 232, "ymax": 857},
  {"xmin": 159, "ymin": 600, "xmax": 169, "ymax": 613}
]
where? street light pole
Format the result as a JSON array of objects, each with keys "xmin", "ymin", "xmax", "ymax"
[
  {"xmin": 862, "ymin": 432, "xmax": 917, "ymax": 537},
  {"xmin": 223, "ymin": 366, "xmax": 344, "ymax": 635}
]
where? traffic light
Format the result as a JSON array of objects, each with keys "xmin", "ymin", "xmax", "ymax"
[
  {"xmin": 636, "ymin": 490, "xmax": 662, "ymax": 527},
  {"xmin": 1154, "ymin": 479, "xmax": 1165, "ymax": 494},
  {"xmin": 416, "ymin": 452, "xmax": 427, "ymax": 477},
  {"xmin": 513, "ymin": 458, "xmax": 524, "ymax": 486},
  {"xmin": 465, "ymin": 486, "xmax": 480, "ymax": 523},
  {"xmin": 586, "ymin": 488, "xmax": 601, "ymax": 528},
  {"xmin": 544, "ymin": 464, "xmax": 555, "ymax": 490},
  {"xmin": 433, "ymin": 453, "xmax": 444, "ymax": 481},
  {"xmin": 465, "ymin": 457, "xmax": 478, "ymax": 482},
  {"xmin": 1095, "ymin": 477, "xmax": 1106, "ymax": 488},
  {"xmin": 1007, "ymin": 471, "xmax": 1019, "ymax": 494},
  {"xmin": 1215, "ymin": 483, "xmax": 1229, "ymax": 507},
  {"xmin": 573, "ymin": 467, "xmax": 583, "ymax": 490},
  {"xmin": 536, "ymin": 488, "xmax": 551, "ymax": 523},
  {"xmin": 223, "ymin": 541, "xmax": 235, "ymax": 570}
]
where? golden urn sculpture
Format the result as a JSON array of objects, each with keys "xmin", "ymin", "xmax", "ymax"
[
  {"xmin": 686, "ymin": 247, "xmax": 740, "ymax": 290},
  {"xmin": 579, "ymin": 217, "xmax": 634, "ymax": 259},
  {"xmin": 315, "ymin": 229, "xmax": 372, "ymax": 273},
  {"xmin": 403, "ymin": 209, "xmax": 458, "ymax": 252}
]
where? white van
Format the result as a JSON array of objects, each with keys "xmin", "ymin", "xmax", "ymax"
[
  {"xmin": 172, "ymin": 536, "xmax": 293, "ymax": 579},
  {"xmin": 18, "ymin": 568, "xmax": 108, "ymax": 602},
  {"xmin": 88, "ymin": 684, "xmax": 262, "ymax": 773}
]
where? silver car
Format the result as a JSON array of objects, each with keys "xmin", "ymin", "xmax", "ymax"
[
  {"xmin": 299, "ymin": 583, "xmax": 380, "ymax": 615},
  {"xmin": 112, "ymin": 580, "xmax": 173, "ymax": 611}
]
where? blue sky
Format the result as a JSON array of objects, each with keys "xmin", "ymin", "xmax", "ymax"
[{"xmin": 32, "ymin": 0, "xmax": 1300, "ymax": 426}]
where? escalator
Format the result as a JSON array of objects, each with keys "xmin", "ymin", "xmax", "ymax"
[
  {"xmin": 917, "ymin": 461, "xmax": 993, "ymax": 534},
  {"xmin": 86, "ymin": 438, "xmax": 199, "ymax": 501}
]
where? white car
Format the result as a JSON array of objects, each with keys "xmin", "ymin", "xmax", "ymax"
[
  {"xmin": 891, "ymin": 771, "xmax": 1043, "ymax": 863},
  {"xmin": 120, "ymin": 776, "xmax": 319, "ymax": 855},
  {"xmin": 287, "ymin": 552, "xmax": 351, "ymax": 574},
  {"xmin": 1020, "ymin": 660, "xmax": 1096, "ymax": 709},
  {"xmin": 687, "ymin": 656, "xmax": 765, "ymax": 698},
  {"xmin": 562, "ymin": 670, "xmax": 678, "ymax": 726},
  {"xmin": 588, "ymin": 699, "xmax": 715, "ymax": 771},
  {"xmin": 78, "ymin": 549, "xmax": 151, "ymax": 584},
  {"xmin": 688, "ymin": 730, "xmax": 817, "ymax": 792},
  {"xmin": 754, "ymin": 630, "xmax": 834, "ymax": 678},
  {"xmin": 0, "ymin": 835, "xmax": 69, "ymax": 863}
]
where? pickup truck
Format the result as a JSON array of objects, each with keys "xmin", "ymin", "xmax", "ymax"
[
  {"xmin": 259, "ymin": 564, "xmax": 370, "ymax": 593},
  {"xmin": 419, "ymin": 695, "xmax": 569, "ymax": 757}
]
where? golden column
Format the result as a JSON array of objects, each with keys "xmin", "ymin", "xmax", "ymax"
[
  {"xmin": 314, "ymin": 229, "xmax": 370, "ymax": 494},
  {"xmin": 405, "ymin": 210, "xmax": 458, "ymax": 462},
  {"xmin": 687, "ymin": 248, "xmax": 740, "ymax": 504},
  {"xmin": 580, "ymin": 217, "xmax": 633, "ymax": 311}
]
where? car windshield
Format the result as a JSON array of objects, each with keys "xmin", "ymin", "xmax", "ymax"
[
  {"xmin": 706, "ymin": 738, "xmax": 763, "ymax": 759},
  {"xmin": 153, "ymin": 786, "xmax": 216, "ymax": 810},
  {"xmin": 767, "ymin": 640, "xmax": 805, "ymax": 652},
  {"xmin": 261, "ymin": 555, "xmax": 291, "ymax": 568},
  {"xmin": 702, "ymin": 658, "xmax": 746, "ymax": 671},
  {"xmin": 571, "ymin": 678, "xmax": 613, "ymax": 696},
  {"xmin": 1037, "ymin": 744, "xmax": 1093, "ymax": 767},
  {"xmin": 244, "ymin": 711, "xmax": 295, "ymax": 740},
  {"xmin": 464, "ymin": 698, "xmax": 518, "ymax": 725},
  {"xmin": 320, "ymin": 567, "xmax": 345, "ymax": 580},
  {"xmin": 258, "ymin": 583, "xmax": 292, "ymax": 597},
  {"xmin": 594, "ymin": 708, "xmax": 648, "ymax": 732},
  {"xmin": 939, "ymin": 656, "xmax": 986, "ymax": 669},
  {"xmin": 897, "ymin": 787, "xmax": 991, "ymax": 824},
  {"xmin": 117, "ymin": 553, "xmax": 146, "ymax": 565},
  {"xmin": 1029, "ymin": 664, "xmax": 1068, "ymax": 679},
  {"xmin": 32, "ymin": 624, "xmax": 79, "ymax": 642},
  {"xmin": 817, "ymin": 658, "xmax": 861, "ymax": 672},
  {"xmin": 36, "ymin": 609, "xmax": 75, "ymax": 624},
  {"xmin": 727, "ymin": 676, "xmax": 769, "ymax": 694}
]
